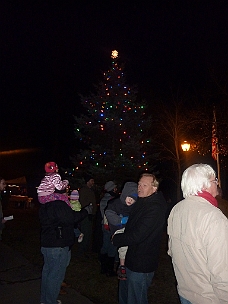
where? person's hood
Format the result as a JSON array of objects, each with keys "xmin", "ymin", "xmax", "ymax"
[{"xmin": 120, "ymin": 182, "xmax": 138, "ymax": 204}]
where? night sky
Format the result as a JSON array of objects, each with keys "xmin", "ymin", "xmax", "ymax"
[{"xmin": 1, "ymin": 1, "xmax": 228, "ymax": 178}]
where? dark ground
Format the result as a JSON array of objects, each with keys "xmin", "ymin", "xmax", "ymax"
[{"xmin": 2, "ymin": 202, "xmax": 180, "ymax": 304}]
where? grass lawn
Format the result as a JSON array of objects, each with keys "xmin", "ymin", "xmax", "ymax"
[{"xmin": 2, "ymin": 205, "xmax": 180, "ymax": 304}]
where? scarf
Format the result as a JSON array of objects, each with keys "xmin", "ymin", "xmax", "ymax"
[{"xmin": 196, "ymin": 190, "xmax": 218, "ymax": 207}]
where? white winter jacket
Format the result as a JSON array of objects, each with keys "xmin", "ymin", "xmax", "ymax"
[{"xmin": 168, "ymin": 195, "xmax": 228, "ymax": 303}]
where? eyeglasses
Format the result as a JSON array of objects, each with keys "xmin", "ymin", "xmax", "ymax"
[{"xmin": 210, "ymin": 178, "xmax": 218, "ymax": 185}]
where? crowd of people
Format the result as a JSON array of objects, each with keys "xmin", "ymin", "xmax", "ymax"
[{"xmin": 1, "ymin": 161, "xmax": 228, "ymax": 304}]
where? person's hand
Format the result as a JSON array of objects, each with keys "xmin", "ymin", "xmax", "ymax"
[
  {"xmin": 63, "ymin": 180, "xmax": 69, "ymax": 185},
  {"xmin": 2, "ymin": 219, "xmax": 6, "ymax": 224},
  {"xmin": 85, "ymin": 203, "xmax": 93, "ymax": 214},
  {"xmin": 121, "ymin": 216, "xmax": 129, "ymax": 225}
]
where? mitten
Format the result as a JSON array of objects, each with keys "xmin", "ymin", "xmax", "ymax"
[{"xmin": 121, "ymin": 216, "xmax": 129, "ymax": 225}]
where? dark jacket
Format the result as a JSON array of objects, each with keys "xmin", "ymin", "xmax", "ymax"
[
  {"xmin": 39, "ymin": 200, "xmax": 88, "ymax": 248},
  {"xmin": 113, "ymin": 191, "xmax": 167, "ymax": 273},
  {"xmin": 105, "ymin": 197, "xmax": 134, "ymax": 234},
  {"xmin": 100, "ymin": 192, "xmax": 117, "ymax": 222},
  {"xmin": 79, "ymin": 185, "xmax": 97, "ymax": 215},
  {"xmin": 105, "ymin": 182, "xmax": 138, "ymax": 234}
]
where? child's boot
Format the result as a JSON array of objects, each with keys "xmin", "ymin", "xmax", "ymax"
[{"xmin": 117, "ymin": 265, "xmax": 127, "ymax": 280}]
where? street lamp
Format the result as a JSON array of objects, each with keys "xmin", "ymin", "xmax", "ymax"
[{"xmin": 181, "ymin": 141, "xmax": 190, "ymax": 152}]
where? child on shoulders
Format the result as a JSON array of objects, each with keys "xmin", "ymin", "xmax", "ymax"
[{"xmin": 37, "ymin": 162, "xmax": 70, "ymax": 206}]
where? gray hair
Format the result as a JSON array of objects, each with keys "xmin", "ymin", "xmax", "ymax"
[
  {"xmin": 181, "ymin": 164, "xmax": 216, "ymax": 198},
  {"xmin": 139, "ymin": 173, "xmax": 159, "ymax": 188}
]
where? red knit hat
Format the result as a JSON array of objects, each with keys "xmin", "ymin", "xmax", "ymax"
[{"xmin": 45, "ymin": 162, "xmax": 58, "ymax": 173}]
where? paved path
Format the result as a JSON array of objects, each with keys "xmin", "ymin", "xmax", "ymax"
[{"xmin": 0, "ymin": 242, "xmax": 94, "ymax": 304}]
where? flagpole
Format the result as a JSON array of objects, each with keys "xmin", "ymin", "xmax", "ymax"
[
  {"xmin": 216, "ymin": 143, "xmax": 221, "ymax": 188},
  {"xmin": 213, "ymin": 108, "xmax": 221, "ymax": 187}
]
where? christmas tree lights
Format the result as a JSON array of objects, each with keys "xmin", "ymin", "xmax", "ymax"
[{"xmin": 72, "ymin": 50, "xmax": 155, "ymax": 183}]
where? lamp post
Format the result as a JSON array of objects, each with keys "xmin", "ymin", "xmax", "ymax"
[
  {"xmin": 181, "ymin": 141, "xmax": 190, "ymax": 152},
  {"xmin": 181, "ymin": 140, "xmax": 191, "ymax": 171}
]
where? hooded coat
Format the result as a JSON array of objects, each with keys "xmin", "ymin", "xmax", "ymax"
[{"xmin": 105, "ymin": 182, "xmax": 138, "ymax": 235}]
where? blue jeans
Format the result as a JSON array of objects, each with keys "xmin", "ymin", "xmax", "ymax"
[
  {"xmin": 40, "ymin": 247, "xmax": 70, "ymax": 304},
  {"xmin": 119, "ymin": 267, "xmax": 154, "ymax": 304},
  {"xmin": 179, "ymin": 295, "xmax": 192, "ymax": 304}
]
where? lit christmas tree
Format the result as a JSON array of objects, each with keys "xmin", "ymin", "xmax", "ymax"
[{"xmin": 71, "ymin": 50, "xmax": 155, "ymax": 185}]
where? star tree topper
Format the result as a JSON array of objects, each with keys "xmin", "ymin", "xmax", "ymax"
[{"xmin": 111, "ymin": 50, "xmax": 118, "ymax": 59}]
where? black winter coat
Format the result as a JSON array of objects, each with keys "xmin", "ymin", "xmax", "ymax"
[
  {"xmin": 113, "ymin": 191, "xmax": 167, "ymax": 273},
  {"xmin": 39, "ymin": 200, "xmax": 88, "ymax": 248},
  {"xmin": 105, "ymin": 197, "xmax": 135, "ymax": 235}
]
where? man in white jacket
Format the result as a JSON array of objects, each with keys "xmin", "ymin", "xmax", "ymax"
[{"xmin": 168, "ymin": 164, "xmax": 228, "ymax": 304}]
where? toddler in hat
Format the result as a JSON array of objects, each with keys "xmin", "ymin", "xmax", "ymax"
[
  {"xmin": 105, "ymin": 182, "xmax": 138, "ymax": 280},
  {"xmin": 70, "ymin": 190, "xmax": 84, "ymax": 243},
  {"xmin": 37, "ymin": 162, "xmax": 70, "ymax": 206}
]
